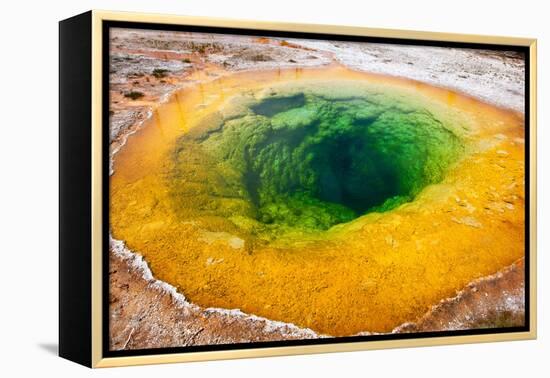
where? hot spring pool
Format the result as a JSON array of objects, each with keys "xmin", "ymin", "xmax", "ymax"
[
  {"xmin": 170, "ymin": 81, "xmax": 464, "ymax": 239},
  {"xmin": 110, "ymin": 67, "xmax": 525, "ymax": 335}
]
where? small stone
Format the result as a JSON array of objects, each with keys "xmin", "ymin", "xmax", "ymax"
[
  {"xmin": 228, "ymin": 237, "xmax": 245, "ymax": 249},
  {"xmin": 452, "ymin": 216, "xmax": 482, "ymax": 228}
]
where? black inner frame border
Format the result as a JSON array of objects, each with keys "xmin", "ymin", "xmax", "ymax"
[{"xmin": 102, "ymin": 19, "xmax": 531, "ymax": 359}]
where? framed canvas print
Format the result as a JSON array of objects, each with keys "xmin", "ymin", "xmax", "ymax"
[{"xmin": 59, "ymin": 10, "xmax": 537, "ymax": 368}]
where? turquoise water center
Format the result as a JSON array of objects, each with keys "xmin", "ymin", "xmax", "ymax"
[{"xmin": 169, "ymin": 81, "xmax": 464, "ymax": 237}]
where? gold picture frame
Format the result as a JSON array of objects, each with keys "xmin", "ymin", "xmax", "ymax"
[{"xmin": 59, "ymin": 10, "xmax": 537, "ymax": 368}]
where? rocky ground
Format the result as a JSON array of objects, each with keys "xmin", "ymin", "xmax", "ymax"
[{"xmin": 108, "ymin": 28, "xmax": 526, "ymax": 350}]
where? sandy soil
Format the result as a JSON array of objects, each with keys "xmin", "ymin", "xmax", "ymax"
[{"xmin": 108, "ymin": 28, "xmax": 526, "ymax": 350}]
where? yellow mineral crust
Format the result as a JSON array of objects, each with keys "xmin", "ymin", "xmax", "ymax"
[{"xmin": 110, "ymin": 66, "xmax": 525, "ymax": 336}]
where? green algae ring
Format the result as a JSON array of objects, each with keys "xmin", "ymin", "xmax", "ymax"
[{"xmin": 169, "ymin": 80, "xmax": 465, "ymax": 241}]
